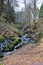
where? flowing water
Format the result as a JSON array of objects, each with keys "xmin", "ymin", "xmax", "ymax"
[{"xmin": 0, "ymin": 34, "xmax": 35, "ymax": 56}]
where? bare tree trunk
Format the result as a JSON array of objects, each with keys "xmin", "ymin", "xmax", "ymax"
[
  {"xmin": 33, "ymin": 0, "xmax": 37, "ymax": 29},
  {"xmin": 24, "ymin": 0, "xmax": 27, "ymax": 24},
  {"xmin": 0, "ymin": 0, "xmax": 3, "ymax": 15}
]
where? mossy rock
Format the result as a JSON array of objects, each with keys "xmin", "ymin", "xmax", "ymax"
[
  {"xmin": 3, "ymin": 39, "xmax": 20, "ymax": 52},
  {"xmin": 10, "ymin": 39, "xmax": 19, "ymax": 46},
  {"xmin": 36, "ymin": 32, "xmax": 43, "ymax": 43},
  {"xmin": 3, "ymin": 46, "xmax": 10, "ymax": 52}
]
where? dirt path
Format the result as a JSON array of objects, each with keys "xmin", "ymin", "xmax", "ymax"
[{"xmin": 1, "ymin": 38, "xmax": 43, "ymax": 65}]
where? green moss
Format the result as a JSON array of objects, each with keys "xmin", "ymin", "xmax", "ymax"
[
  {"xmin": 3, "ymin": 39, "xmax": 20, "ymax": 52},
  {"xmin": 9, "ymin": 38, "xmax": 21, "ymax": 51},
  {"xmin": 0, "ymin": 35, "xmax": 6, "ymax": 43},
  {"xmin": 11, "ymin": 39, "xmax": 19, "ymax": 45},
  {"xmin": 10, "ymin": 37, "xmax": 15, "ymax": 41},
  {"xmin": 3, "ymin": 46, "xmax": 10, "ymax": 52},
  {"xmin": 36, "ymin": 32, "xmax": 43, "ymax": 43}
]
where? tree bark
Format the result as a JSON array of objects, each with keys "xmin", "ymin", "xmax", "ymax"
[{"xmin": 0, "ymin": 0, "xmax": 3, "ymax": 15}]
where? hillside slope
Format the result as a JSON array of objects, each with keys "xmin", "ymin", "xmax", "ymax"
[{"xmin": 1, "ymin": 38, "xmax": 43, "ymax": 65}]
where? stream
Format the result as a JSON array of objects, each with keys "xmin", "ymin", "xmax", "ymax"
[{"xmin": 0, "ymin": 34, "xmax": 36, "ymax": 56}]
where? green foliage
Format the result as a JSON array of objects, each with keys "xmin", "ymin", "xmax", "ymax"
[
  {"xmin": 8, "ymin": 43, "xmax": 14, "ymax": 51},
  {"xmin": 10, "ymin": 37, "xmax": 15, "ymax": 41},
  {"xmin": 39, "ymin": 4, "xmax": 43, "ymax": 18},
  {"xmin": 3, "ymin": 38, "xmax": 19, "ymax": 52},
  {"xmin": 36, "ymin": 32, "xmax": 43, "ymax": 43},
  {"xmin": 0, "ymin": 35, "xmax": 6, "ymax": 43},
  {"xmin": 10, "ymin": 39, "xmax": 19, "ymax": 46},
  {"xmin": 3, "ymin": 46, "xmax": 10, "ymax": 52}
]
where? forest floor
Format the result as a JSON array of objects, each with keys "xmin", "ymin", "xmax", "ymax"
[
  {"xmin": 0, "ymin": 18, "xmax": 43, "ymax": 65},
  {"xmin": 1, "ymin": 38, "xmax": 43, "ymax": 65}
]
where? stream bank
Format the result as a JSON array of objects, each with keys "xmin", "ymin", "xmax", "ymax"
[{"xmin": 0, "ymin": 33, "xmax": 37, "ymax": 57}]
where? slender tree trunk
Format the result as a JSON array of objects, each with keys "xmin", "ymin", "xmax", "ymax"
[
  {"xmin": 33, "ymin": 0, "xmax": 37, "ymax": 29},
  {"xmin": 0, "ymin": 0, "xmax": 3, "ymax": 15}
]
